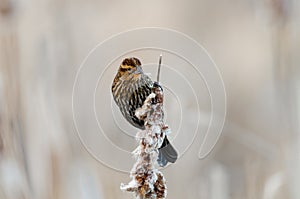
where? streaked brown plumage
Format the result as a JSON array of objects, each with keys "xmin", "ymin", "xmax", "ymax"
[
  {"xmin": 112, "ymin": 57, "xmax": 177, "ymax": 167},
  {"xmin": 112, "ymin": 58, "xmax": 153, "ymax": 129}
]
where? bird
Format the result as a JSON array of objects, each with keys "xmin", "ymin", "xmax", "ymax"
[{"xmin": 111, "ymin": 57, "xmax": 177, "ymax": 167}]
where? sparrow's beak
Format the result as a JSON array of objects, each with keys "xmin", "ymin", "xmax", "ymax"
[{"xmin": 134, "ymin": 65, "xmax": 143, "ymax": 74}]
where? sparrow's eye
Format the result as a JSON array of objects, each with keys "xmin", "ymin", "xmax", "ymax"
[{"xmin": 120, "ymin": 67, "xmax": 129, "ymax": 72}]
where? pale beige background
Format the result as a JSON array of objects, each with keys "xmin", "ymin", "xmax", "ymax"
[{"xmin": 0, "ymin": 0, "xmax": 300, "ymax": 198}]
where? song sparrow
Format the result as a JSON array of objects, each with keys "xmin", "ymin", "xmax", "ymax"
[{"xmin": 111, "ymin": 57, "xmax": 177, "ymax": 167}]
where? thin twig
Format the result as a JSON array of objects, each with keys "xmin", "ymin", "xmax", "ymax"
[{"xmin": 156, "ymin": 54, "xmax": 162, "ymax": 82}]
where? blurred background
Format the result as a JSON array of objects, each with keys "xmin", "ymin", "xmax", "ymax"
[{"xmin": 0, "ymin": 0, "xmax": 300, "ymax": 198}]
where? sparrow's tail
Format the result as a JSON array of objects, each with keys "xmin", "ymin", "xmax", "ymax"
[{"xmin": 157, "ymin": 136, "xmax": 178, "ymax": 167}]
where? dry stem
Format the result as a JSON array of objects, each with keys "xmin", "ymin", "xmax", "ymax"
[{"xmin": 120, "ymin": 85, "xmax": 168, "ymax": 199}]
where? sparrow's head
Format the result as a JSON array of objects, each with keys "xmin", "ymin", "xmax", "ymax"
[
  {"xmin": 118, "ymin": 57, "xmax": 143, "ymax": 76},
  {"xmin": 112, "ymin": 57, "xmax": 144, "ymax": 90}
]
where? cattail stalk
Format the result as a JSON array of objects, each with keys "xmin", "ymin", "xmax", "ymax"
[{"xmin": 120, "ymin": 84, "xmax": 168, "ymax": 199}]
